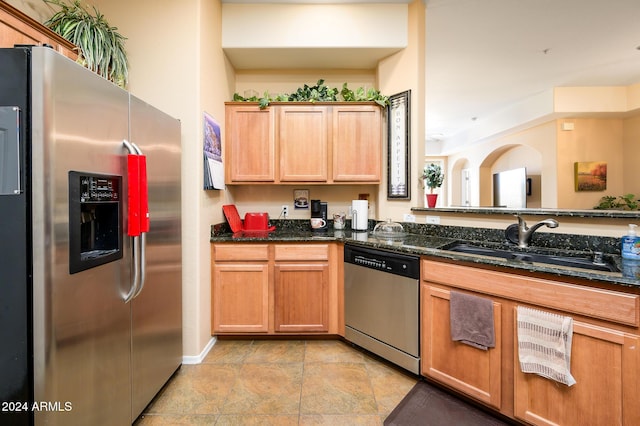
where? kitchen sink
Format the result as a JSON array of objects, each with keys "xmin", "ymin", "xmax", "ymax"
[{"xmin": 443, "ymin": 242, "xmax": 618, "ymax": 272}]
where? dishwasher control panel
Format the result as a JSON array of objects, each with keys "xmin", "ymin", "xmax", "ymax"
[{"xmin": 344, "ymin": 244, "xmax": 419, "ymax": 279}]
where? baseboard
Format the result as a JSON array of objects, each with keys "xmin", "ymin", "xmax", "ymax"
[{"xmin": 182, "ymin": 336, "xmax": 217, "ymax": 364}]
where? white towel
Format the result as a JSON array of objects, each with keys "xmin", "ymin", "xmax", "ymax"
[{"xmin": 516, "ymin": 306, "xmax": 576, "ymax": 386}]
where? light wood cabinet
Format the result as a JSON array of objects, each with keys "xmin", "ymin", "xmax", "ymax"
[
  {"xmin": 278, "ymin": 105, "xmax": 329, "ymax": 182},
  {"xmin": 1, "ymin": 2, "xmax": 78, "ymax": 60},
  {"xmin": 211, "ymin": 243, "xmax": 341, "ymax": 335},
  {"xmin": 332, "ymin": 104, "xmax": 382, "ymax": 182},
  {"xmin": 274, "ymin": 263, "xmax": 329, "ymax": 332},
  {"xmin": 224, "ymin": 102, "xmax": 382, "ymax": 184},
  {"xmin": 513, "ymin": 320, "xmax": 640, "ymax": 426},
  {"xmin": 211, "ymin": 244, "xmax": 269, "ymax": 333},
  {"xmin": 422, "ymin": 258, "xmax": 640, "ymax": 425},
  {"xmin": 421, "ymin": 285, "xmax": 503, "ymax": 409},
  {"xmin": 225, "ymin": 105, "xmax": 275, "ymax": 182}
]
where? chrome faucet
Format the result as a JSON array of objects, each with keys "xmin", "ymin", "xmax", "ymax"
[{"xmin": 515, "ymin": 215, "xmax": 559, "ymax": 248}]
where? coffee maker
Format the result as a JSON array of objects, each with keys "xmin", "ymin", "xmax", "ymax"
[{"xmin": 310, "ymin": 199, "xmax": 328, "ymax": 231}]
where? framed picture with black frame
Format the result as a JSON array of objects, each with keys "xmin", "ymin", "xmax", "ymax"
[{"xmin": 387, "ymin": 90, "xmax": 411, "ymax": 199}]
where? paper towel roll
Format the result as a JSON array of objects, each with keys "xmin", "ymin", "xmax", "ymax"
[{"xmin": 351, "ymin": 200, "xmax": 368, "ymax": 231}]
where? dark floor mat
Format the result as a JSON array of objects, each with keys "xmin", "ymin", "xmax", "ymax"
[{"xmin": 384, "ymin": 380, "xmax": 512, "ymax": 426}]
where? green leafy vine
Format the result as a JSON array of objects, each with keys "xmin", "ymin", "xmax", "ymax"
[{"xmin": 233, "ymin": 79, "xmax": 389, "ymax": 109}]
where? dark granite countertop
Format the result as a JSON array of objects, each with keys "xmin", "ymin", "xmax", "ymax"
[{"xmin": 211, "ymin": 220, "xmax": 640, "ymax": 288}]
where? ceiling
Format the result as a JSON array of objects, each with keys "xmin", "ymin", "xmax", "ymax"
[
  {"xmin": 222, "ymin": 1, "xmax": 640, "ymax": 150},
  {"xmin": 426, "ymin": 0, "xmax": 640, "ymax": 149}
]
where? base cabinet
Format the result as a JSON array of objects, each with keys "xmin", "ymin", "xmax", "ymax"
[
  {"xmin": 514, "ymin": 321, "xmax": 640, "ymax": 426},
  {"xmin": 421, "ymin": 285, "xmax": 502, "ymax": 409},
  {"xmin": 212, "ymin": 244, "xmax": 270, "ymax": 333},
  {"xmin": 422, "ymin": 259, "xmax": 640, "ymax": 425},
  {"xmin": 212, "ymin": 262, "xmax": 269, "ymax": 333},
  {"xmin": 274, "ymin": 262, "xmax": 329, "ymax": 332},
  {"xmin": 212, "ymin": 243, "xmax": 340, "ymax": 335}
]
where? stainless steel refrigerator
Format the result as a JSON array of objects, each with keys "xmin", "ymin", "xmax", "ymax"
[{"xmin": 0, "ymin": 46, "xmax": 182, "ymax": 425}]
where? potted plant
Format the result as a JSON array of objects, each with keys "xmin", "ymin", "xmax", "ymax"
[
  {"xmin": 43, "ymin": 0, "xmax": 128, "ymax": 88},
  {"xmin": 421, "ymin": 163, "xmax": 444, "ymax": 208}
]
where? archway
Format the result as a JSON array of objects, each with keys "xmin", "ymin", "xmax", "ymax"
[{"xmin": 479, "ymin": 144, "xmax": 543, "ymax": 208}]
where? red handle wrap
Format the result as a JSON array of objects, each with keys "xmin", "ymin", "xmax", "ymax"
[
  {"xmin": 127, "ymin": 154, "xmax": 141, "ymax": 236},
  {"xmin": 139, "ymin": 155, "xmax": 149, "ymax": 233}
]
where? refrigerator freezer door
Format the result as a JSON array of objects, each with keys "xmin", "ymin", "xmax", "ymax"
[
  {"xmin": 129, "ymin": 95, "xmax": 182, "ymax": 420},
  {"xmin": 31, "ymin": 48, "xmax": 132, "ymax": 425},
  {"xmin": 0, "ymin": 49, "xmax": 31, "ymax": 426}
]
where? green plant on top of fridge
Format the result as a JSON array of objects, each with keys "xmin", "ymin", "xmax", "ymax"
[{"xmin": 43, "ymin": 0, "xmax": 128, "ymax": 88}]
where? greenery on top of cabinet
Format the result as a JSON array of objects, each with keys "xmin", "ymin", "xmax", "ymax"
[{"xmin": 233, "ymin": 79, "xmax": 389, "ymax": 109}]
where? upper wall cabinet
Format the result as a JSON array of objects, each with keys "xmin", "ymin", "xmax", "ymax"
[
  {"xmin": 332, "ymin": 104, "xmax": 382, "ymax": 182},
  {"xmin": 225, "ymin": 102, "xmax": 383, "ymax": 185},
  {"xmin": 278, "ymin": 105, "xmax": 329, "ymax": 182},
  {"xmin": 0, "ymin": 2, "xmax": 78, "ymax": 61},
  {"xmin": 225, "ymin": 105, "xmax": 276, "ymax": 182}
]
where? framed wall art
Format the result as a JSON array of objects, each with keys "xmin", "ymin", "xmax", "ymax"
[
  {"xmin": 574, "ymin": 161, "xmax": 607, "ymax": 191},
  {"xmin": 203, "ymin": 112, "xmax": 224, "ymax": 190},
  {"xmin": 387, "ymin": 90, "xmax": 411, "ymax": 199}
]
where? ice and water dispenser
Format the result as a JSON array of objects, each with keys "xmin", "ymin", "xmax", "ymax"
[{"xmin": 68, "ymin": 171, "xmax": 123, "ymax": 273}]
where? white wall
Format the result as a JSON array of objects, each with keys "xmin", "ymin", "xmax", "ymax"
[
  {"xmin": 222, "ymin": 3, "xmax": 407, "ymax": 48},
  {"xmin": 377, "ymin": 0, "xmax": 426, "ymax": 221}
]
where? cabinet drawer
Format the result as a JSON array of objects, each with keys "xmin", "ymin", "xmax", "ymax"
[
  {"xmin": 213, "ymin": 244, "xmax": 269, "ymax": 261},
  {"xmin": 423, "ymin": 260, "xmax": 639, "ymax": 327},
  {"xmin": 274, "ymin": 244, "xmax": 329, "ymax": 261}
]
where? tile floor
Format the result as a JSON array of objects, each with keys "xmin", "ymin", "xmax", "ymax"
[{"xmin": 135, "ymin": 338, "xmax": 418, "ymax": 425}]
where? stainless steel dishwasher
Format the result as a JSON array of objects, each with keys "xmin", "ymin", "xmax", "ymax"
[{"xmin": 344, "ymin": 244, "xmax": 420, "ymax": 374}]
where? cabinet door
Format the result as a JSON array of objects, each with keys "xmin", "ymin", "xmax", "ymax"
[
  {"xmin": 0, "ymin": 3, "xmax": 78, "ymax": 60},
  {"xmin": 421, "ymin": 285, "xmax": 503, "ymax": 408},
  {"xmin": 332, "ymin": 105, "xmax": 382, "ymax": 182},
  {"xmin": 514, "ymin": 320, "xmax": 640, "ymax": 426},
  {"xmin": 278, "ymin": 105, "xmax": 329, "ymax": 182},
  {"xmin": 212, "ymin": 263, "xmax": 269, "ymax": 333},
  {"xmin": 225, "ymin": 105, "xmax": 275, "ymax": 182},
  {"xmin": 274, "ymin": 262, "xmax": 329, "ymax": 332}
]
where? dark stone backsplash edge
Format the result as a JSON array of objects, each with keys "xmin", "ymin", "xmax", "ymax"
[
  {"xmin": 212, "ymin": 219, "xmax": 621, "ymax": 255},
  {"xmin": 411, "ymin": 206, "xmax": 640, "ymax": 219}
]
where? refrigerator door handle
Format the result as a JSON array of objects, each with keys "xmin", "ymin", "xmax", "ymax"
[
  {"xmin": 123, "ymin": 235, "xmax": 140, "ymax": 303},
  {"xmin": 133, "ymin": 232, "xmax": 146, "ymax": 298}
]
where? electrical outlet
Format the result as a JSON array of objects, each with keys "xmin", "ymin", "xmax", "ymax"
[
  {"xmin": 426, "ymin": 215, "xmax": 440, "ymax": 224},
  {"xmin": 403, "ymin": 214, "xmax": 416, "ymax": 223},
  {"xmin": 281, "ymin": 205, "xmax": 289, "ymax": 218}
]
